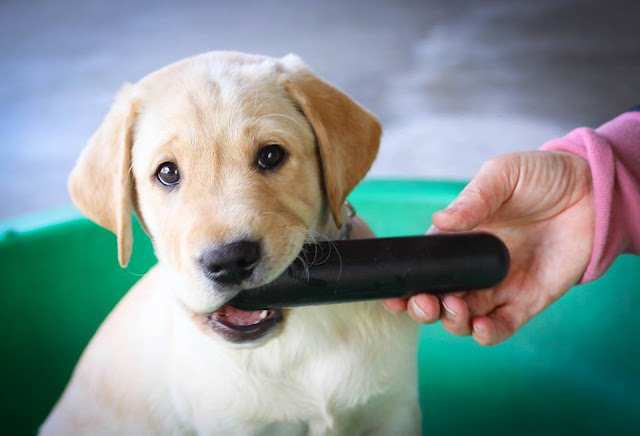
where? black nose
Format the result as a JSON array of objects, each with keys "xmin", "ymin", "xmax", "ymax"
[{"xmin": 199, "ymin": 240, "xmax": 261, "ymax": 285}]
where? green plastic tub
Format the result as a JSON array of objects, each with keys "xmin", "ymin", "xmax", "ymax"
[{"xmin": 1, "ymin": 180, "xmax": 638, "ymax": 435}]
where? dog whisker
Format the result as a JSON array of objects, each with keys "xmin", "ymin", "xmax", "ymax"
[{"xmin": 295, "ymin": 250, "xmax": 311, "ymax": 282}]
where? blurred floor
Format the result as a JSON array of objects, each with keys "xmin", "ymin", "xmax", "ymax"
[{"xmin": 1, "ymin": 0, "xmax": 639, "ymax": 218}]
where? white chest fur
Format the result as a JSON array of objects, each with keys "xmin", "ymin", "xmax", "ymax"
[{"xmin": 168, "ymin": 301, "xmax": 419, "ymax": 435}]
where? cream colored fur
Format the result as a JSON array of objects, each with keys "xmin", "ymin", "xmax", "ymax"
[{"xmin": 40, "ymin": 52, "xmax": 420, "ymax": 435}]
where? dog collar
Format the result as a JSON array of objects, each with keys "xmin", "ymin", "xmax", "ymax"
[{"xmin": 339, "ymin": 202, "xmax": 356, "ymax": 241}]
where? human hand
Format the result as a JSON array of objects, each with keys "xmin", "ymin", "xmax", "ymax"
[{"xmin": 384, "ymin": 151, "xmax": 595, "ymax": 345}]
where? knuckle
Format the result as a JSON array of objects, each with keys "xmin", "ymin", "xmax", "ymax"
[{"xmin": 480, "ymin": 158, "xmax": 500, "ymax": 173}]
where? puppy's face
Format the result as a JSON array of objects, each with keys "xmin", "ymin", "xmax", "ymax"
[
  {"xmin": 69, "ymin": 52, "xmax": 380, "ymax": 345},
  {"xmin": 133, "ymin": 59, "xmax": 323, "ymax": 341}
]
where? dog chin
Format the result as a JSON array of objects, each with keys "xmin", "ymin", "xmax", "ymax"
[{"xmin": 193, "ymin": 265, "xmax": 293, "ymax": 346}]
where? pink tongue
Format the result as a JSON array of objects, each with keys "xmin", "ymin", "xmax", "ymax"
[{"xmin": 217, "ymin": 305, "xmax": 265, "ymax": 327}]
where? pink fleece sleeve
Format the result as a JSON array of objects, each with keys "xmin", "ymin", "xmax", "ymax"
[{"xmin": 540, "ymin": 112, "xmax": 640, "ymax": 283}]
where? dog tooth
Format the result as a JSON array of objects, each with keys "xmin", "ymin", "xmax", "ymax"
[{"xmin": 259, "ymin": 310, "xmax": 268, "ymax": 319}]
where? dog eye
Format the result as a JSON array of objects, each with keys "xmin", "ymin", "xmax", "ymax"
[
  {"xmin": 156, "ymin": 162, "xmax": 180, "ymax": 186},
  {"xmin": 257, "ymin": 144, "xmax": 286, "ymax": 170}
]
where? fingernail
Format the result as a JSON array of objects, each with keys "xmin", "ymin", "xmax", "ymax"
[
  {"xmin": 442, "ymin": 301, "xmax": 456, "ymax": 318},
  {"xmin": 383, "ymin": 301, "xmax": 403, "ymax": 314},
  {"xmin": 410, "ymin": 299, "xmax": 427, "ymax": 321},
  {"xmin": 443, "ymin": 204, "xmax": 460, "ymax": 214},
  {"xmin": 473, "ymin": 322, "xmax": 484, "ymax": 334},
  {"xmin": 426, "ymin": 225, "xmax": 439, "ymax": 235},
  {"xmin": 447, "ymin": 194, "xmax": 470, "ymax": 211}
]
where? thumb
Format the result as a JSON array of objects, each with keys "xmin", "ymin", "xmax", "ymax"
[{"xmin": 432, "ymin": 155, "xmax": 520, "ymax": 231}]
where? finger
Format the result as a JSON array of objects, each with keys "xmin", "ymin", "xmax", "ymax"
[
  {"xmin": 462, "ymin": 287, "xmax": 507, "ymax": 317},
  {"xmin": 383, "ymin": 297, "xmax": 408, "ymax": 313},
  {"xmin": 470, "ymin": 316, "xmax": 499, "ymax": 345},
  {"xmin": 471, "ymin": 306, "xmax": 523, "ymax": 346},
  {"xmin": 407, "ymin": 294, "xmax": 440, "ymax": 323},
  {"xmin": 439, "ymin": 295, "xmax": 472, "ymax": 336},
  {"xmin": 432, "ymin": 156, "xmax": 520, "ymax": 232}
]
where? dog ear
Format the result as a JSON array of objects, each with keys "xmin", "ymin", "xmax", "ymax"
[
  {"xmin": 281, "ymin": 55, "xmax": 381, "ymax": 228},
  {"xmin": 68, "ymin": 84, "xmax": 138, "ymax": 267}
]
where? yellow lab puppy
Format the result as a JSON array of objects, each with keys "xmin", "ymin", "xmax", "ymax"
[{"xmin": 41, "ymin": 52, "xmax": 420, "ymax": 435}]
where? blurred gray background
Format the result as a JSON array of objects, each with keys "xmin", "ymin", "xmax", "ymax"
[{"xmin": 1, "ymin": 0, "xmax": 639, "ymax": 218}]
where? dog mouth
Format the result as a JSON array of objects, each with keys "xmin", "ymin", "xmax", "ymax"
[
  {"xmin": 200, "ymin": 239, "xmax": 304, "ymax": 344},
  {"xmin": 204, "ymin": 304, "xmax": 283, "ymax": 343}
]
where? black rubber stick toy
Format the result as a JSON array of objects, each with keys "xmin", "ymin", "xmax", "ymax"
[{"xmin": 230, "ymin": 233, "xmax": 510, "ymax": 310}]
